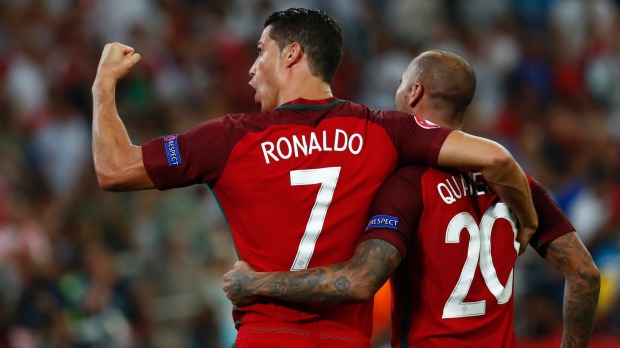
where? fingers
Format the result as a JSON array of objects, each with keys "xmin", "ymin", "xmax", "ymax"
[
  {"xmin": 222, "ymin": 269, "xmax": 237, "ymax": 296},
  {"xmin": 222, "ymin": 280, "xmax": 242, "ymax": 305},
  {"xmin": 234, "ymin": 260, "xmax": 255, "ymax": 272},
  {"xmin": 234, "ymin": 260, "xmax": 250, "ymax": 269},
  {"xmin": 517, "ymin": 227, "xmax": 535, "ymax": 255},
  {"xmin": 118, "ymin": 43, "xmax": 135, "ymax": 55},
  {"xmin": 129, "ymin": 53, "xmax": 141, "ymax": 66},
  {"xmin": 104, "ymin": 42, "xmax": 134, "ymax": 55},
  {"xmin": 222, "ymin": 262, "xmax": 258, "ymax": 307},
  {"xmin": 222, "ymin": 278, "xmax": 236, "ymax": 304},
  {"xmin": 96, "ymin": 42, "xmax": 141, "ymax": 83},
  {"xmin": 115, "ymin": 42, "xmax": 141, "ymax": 66},
  {"xmin": 234, "ymin": 261, "xmax": 245, "ymax": 268}
]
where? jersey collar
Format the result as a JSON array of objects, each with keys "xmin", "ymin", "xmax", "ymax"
[{"xmin": 275, "ymin": 97, "xmax": 344, "ymax": 111}]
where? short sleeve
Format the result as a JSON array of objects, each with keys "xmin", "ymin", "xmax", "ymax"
[
  {"xmin": 373, "ymin": 110, "xmax": 453, "ymax": 167},
  {"xmin": 528, "ymin": 177, "xmax": 576, "ymax": 256},
  {"xmin": 142, "ymin": 115, "xmax": 236, "ymax": 190},
  {"xmin": 360, "ymin": 167, "xmax": 427, "ymax": 259}
]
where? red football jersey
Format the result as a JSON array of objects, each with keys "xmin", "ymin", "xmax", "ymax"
[
  {"xmin": 362, "ymin": 167, "xmax": 574, "ymax": 348},
  {"xmin": 141, "ymin": 98, "xmax": 452, "ymax": 345}
]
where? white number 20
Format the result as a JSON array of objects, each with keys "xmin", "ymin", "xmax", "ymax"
[
  {"xmin": 290, "ymin": 167, "xmax": 341, "ymax": 270},
  {"xmin": 442, "ymin": 203, "xmax": 519, "ymax": 318}
]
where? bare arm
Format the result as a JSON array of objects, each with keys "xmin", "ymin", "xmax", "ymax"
[
  {"xmin": 544, "ymin": 232, "xmax": 600, "ymax": 348},
  {"xmin": 92, "ymin": 42, "xmax": 154, "ymax": 191},
  {"xmin": 223, "ymin": 239, "xmax": 402, "ymax": 306},
  {"xmin": 438, "ymin": 131, "xmax": 537, "ymax": 254}
]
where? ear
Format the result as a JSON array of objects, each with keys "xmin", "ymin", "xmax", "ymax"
[
  {"xmin": 409, "ymin": 83, "xmax": 424, "ymax": 108},
  {"xmin": 284, "ymin": 42, "xmax": 303, "ymax": 68}
]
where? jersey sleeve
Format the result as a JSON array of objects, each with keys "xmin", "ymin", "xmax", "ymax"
[
  {"xmin": 359, "ymin": 167, "xmax": 426, "ymax": 259},
  {"xmin": 528, "ymin": 177, "xmax": 576, "ymax": 256},
  {"xmin": 141, "ymin": 115, "xmax": 236, "ymax": 189},
  {"xmin": 374, "ymin": 111, "xmax": 453, "ymax": 167}
]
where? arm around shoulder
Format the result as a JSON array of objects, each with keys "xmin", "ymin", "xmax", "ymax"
[
  {"xmin": 438, "ymin": 131, "xmax": 538, "ymax": 253},
  {"xmin": 437, "ymin": 131, "xmax": 510, "ymax": 170},
  {"xmin": 223, "ymin": 239, "xmax": 402, "ymax": 306}
]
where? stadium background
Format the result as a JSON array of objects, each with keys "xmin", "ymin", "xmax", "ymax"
[{"xmin": 0, "ymin": 0, "xmax": 619, "ymax": 347}]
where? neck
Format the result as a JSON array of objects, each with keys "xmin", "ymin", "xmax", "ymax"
[
  {"xmin": 414, "ymin": 102, "xmax": 463, "ymax": 130},
  {"xmin": 276, "ymin": 71, "xmax": 334, "ymax": 106}
]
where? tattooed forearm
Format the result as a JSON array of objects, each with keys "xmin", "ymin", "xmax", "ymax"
[
  {"xmin": 334, "ymin": 276, "xmax": 351, "ymax": 292},
  {"xmin": 545, "ymin": 232, "xmax": 600, "ymax": 348},
  {"xmin": 256, "ymin": 268, "xmax": 328, "ymax": 299},
  {"xmin": 248, "ymin": 239, "xmax": 402, "ymax": 305}
]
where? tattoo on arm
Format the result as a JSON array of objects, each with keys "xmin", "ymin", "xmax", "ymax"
[
  {"xmin": 545, "ymin": 232, "xmax": 601, "ymax": 348},
  {"xmin": 334, "ymin": 276, "xmax": 351, "ymax": 292},
  {"xmin": 248, "ymin": 239, "xmax": 402, "ymax": 304}
]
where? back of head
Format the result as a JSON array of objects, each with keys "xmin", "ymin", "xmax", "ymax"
[
  {"xmin": 265, "ymin": 8, "xmax": 343, "ymax": 83},
  {"xmin": 413, "ymin": 50, "xmax": 476, "ymax": 116}
]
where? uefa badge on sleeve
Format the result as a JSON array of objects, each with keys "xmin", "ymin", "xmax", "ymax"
[
  {"xmin": 366, "ymin": 215, "xmax": 399, "ymax": 230},
  {"xmin": 164, "ymin": 135, "xmax": 182, "ymax": 167}
]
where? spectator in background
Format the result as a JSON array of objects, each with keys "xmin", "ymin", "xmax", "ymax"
[
  {"xmin": 0, "ymin": 0, "xmax": 619, "ymax": 346},
  {"xmin": 32, "ymin": 90, "xmax": 90, "ymax": 200}
]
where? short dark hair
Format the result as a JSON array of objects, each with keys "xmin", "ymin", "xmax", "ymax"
[
  {"xmin": 414, "ymin": 50, "xmax": 476, "ymax": 113},
  {"xmin": 265, "ymin": 8, "xmax": 343, "ymax": 83}
]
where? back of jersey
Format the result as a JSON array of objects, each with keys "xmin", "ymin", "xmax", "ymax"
[
  {"xmin": 215, "ymin": 101, "xmax": 395, "ymax": 273},
  {"xmin": 141, "ymin": 98, "xmax": 451, "ymax": 342},
  {"xmin": 392, "ymin": 167, "xmax": 519, "ymax": 348},
  {"xmin": 211, "ymin": 99, "xmax": 452, "ymax": 340}
]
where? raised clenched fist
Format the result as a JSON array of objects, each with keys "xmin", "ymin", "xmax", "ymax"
[{"xmin": 94, "ymin": 42, "xmax": 141, "ymax": 84}]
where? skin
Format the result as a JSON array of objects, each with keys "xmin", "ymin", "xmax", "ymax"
[
  {"xmin": 92, "ymin": 44, "xmax": 536, "ymax": 239},
  {"xmin": 223, "ymin": 50, "xmax": 600, "ymax": 348},
  {"xmin": 546, "ymin": 232, "xmax": 600, "ymax": 348},
  {"xmin": 91, "ymin": 27, "xmax": 333, "ymax": 191},
  {"xmin": 249, "ymin": 26, "xmax": 334, "ymax": 112},
  {"xmin": 224, "ymin": 239, "xmax": 400, "ymax": 306},
  {"xmin": 91, "ymin": 43, "xmax": 151, "ymax": 191},
  {"xmin": 92, "ymin": 37, "xmax": 537, "ymax": 240}
]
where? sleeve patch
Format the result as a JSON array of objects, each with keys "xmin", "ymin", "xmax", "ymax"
[
  {"xmin": 366, "ymin": 215, "xmax": 399, "ymax": 230},
  {"xmin": 164, "ymin": 135, "xmax": 182, "ymax": 167}
]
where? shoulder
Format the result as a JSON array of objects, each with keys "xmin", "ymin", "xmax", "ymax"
[
  {"xmin": 392, "ymin": 166, "xmax": 461, "ymax": 185},
  {"xmin": 376, "ymin": 166, "xmax": 430, "ymax": 202},
  {"xmin": 391, "ymin": 166, "xmax": 430, "ymax": 184},
  {"xmin": 335, "ymin": 100, "xmax": 411, "ymax": 122},
  {"xmin": 200, "ymin": 111, "xmax": 277, "ymax": 133},
  {"xmin": 370, "ymin": 108, "xmax": 411, "ymax": 122}
]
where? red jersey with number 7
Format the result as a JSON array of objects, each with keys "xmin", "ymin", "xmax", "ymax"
[
  {"xmin": 141, "ymin": 98, "xmax": 452, "ymax": 345},
  {"xmin": 361, "ymin": 166, "xmax": 574, "ymax": 348}
]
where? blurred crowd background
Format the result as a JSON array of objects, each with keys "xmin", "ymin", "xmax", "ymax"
[{"xmin": 0, "ymin": 0, "xmax": 619, "ymax": 347}]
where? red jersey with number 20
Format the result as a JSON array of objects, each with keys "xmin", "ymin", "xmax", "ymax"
[
  {"xmin": 362, "ymin": 167, "xmax": 574, "ymax": 348},
  {"xmin": 141, "ymin": 98, "xmax": 452, "ymax": 347}
]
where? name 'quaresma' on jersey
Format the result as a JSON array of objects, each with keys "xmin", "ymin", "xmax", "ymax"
[
  {"xmin": 140, "ymin": 98, "xmax": 452, "ymax": 344},
  {"xmin": 362, "ymin": 166, "xmax": 575, "ymax": 348}
]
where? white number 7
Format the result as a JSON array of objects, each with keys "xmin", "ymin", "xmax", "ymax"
[{"xmin": 290, "ymin": 167, "xmax": 341, "ymax": 270}]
